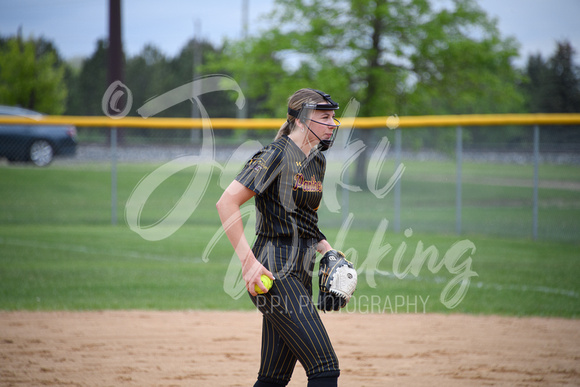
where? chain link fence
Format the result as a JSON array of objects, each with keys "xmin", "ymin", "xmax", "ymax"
[{"xmin": 1, "ymin": 119, "xmax": 579, "ymax": 243}]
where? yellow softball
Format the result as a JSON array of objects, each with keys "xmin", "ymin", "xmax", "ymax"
[{"xmin": 255, "ymin": 275, "xmax": 273, "ymax": 294}]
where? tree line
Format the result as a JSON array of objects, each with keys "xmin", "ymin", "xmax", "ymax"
[{"xmin": 1, "ymin": 0, "xmax": 578, "ymax": 152}]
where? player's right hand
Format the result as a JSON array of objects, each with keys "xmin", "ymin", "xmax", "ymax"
[{"xmin": 242, "ymin": 257, "xmax": 274, "ymax": 296}]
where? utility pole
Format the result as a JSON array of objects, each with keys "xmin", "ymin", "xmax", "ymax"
[
  {"xmin": 108, "ymin": 0, "xmax": 123, "ymax": 225},
  {"xmin": 191, "ymin": 19, "xmax": 202, "ymax": 143},
  {"xmin": 238, "ymin": 0, "xmax": 249, "ymax": 120}
]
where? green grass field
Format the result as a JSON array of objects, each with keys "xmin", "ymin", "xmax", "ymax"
[{"xmin": 0, "ymin": 160, "xmax": 579, "ymax": 317}]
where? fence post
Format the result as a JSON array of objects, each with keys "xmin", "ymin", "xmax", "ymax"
[
  {"xmin": 111, "ymin": 127, "xmax": 118, "ymax": 225},
  {"xmin": 456, "ymin": 125, "xmax": 462, "ymax": 235},
  {"xmin": 533, "ymin": 125, "xmax": 540, "ymax": 240},
  {"xmin": 394, "ymin": 128, "xmax": 402, "ymax": 233},
  {"xmin": 342, "ymin": 159, "xmax": 349, "ymax": 226}
]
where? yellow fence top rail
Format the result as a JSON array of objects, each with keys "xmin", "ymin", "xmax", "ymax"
[{"xmin": 0, "ymin": 113, "xmax": 579, "ymax": 129}]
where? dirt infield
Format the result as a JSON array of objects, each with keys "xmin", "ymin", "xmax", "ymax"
[{"xmin": 1, "ymin": 311, "xmax": 578, "ymax": 386}]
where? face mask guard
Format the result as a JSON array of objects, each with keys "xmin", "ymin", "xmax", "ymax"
[{"xmin": 287, "ymin": 89, "xmax": 340, "ymax": 151}]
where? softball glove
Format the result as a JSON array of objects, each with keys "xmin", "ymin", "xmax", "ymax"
[{"xmin": 317, "ymin": 250, "xmax": 357, "ymax": 311}]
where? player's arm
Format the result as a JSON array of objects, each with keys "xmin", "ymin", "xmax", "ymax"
[
  {"xmin": 216, "ymin": 180, "xmax": 274, "ymax": 295},
  {"xmin": 316, "ymin": 239, "xmax": 333, "ymax": 255}
]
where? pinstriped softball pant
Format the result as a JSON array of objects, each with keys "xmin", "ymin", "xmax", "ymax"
[{"xmin": 250, "ymin": 236, "xmax": 340, "ymax": 387}]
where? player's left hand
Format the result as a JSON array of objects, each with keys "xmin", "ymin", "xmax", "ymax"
[{"xmin": 316, "ymin": 239, "xmax": 333, "ymax": 255}]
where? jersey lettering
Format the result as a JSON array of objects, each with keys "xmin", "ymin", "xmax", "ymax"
[{"xmin": 293, "ymin": 174, "xmax": 323, "ymax": 192}]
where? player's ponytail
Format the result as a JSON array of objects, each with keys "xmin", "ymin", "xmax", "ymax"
[
  {"xmin": 274, "ymin": 119, "xmax": 294, "ymax": 140},
  {"xmin": 274, "ymin": 88, "xmax": 327, "ymax": 140}
]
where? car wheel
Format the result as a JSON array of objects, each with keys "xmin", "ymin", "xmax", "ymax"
[{"xmin": 29, "ymin": 140, "xmax": 54, "ymax": 167}]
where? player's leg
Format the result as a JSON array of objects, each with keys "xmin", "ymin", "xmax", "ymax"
[
  {"xmin": 307, "ymin": 376, "xmax": 338, "ymax": 386},
  {"xmin": 252, "ymin": 241, "xmax": 298, "ymax": 386},
  {"xmin": 256, "ymin": 274, "xmax": 340, "ymax": 381},
  {"xmin": 251, "ymin": 238, "xmax": 339, "ymax": 384},
  {"xmin": 254, "ymin": 314, "xmax": 297, "ymax": 386}
]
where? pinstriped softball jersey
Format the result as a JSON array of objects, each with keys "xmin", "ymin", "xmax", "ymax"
[
  {"xmin": 235, "ymin": 135, "xmax": 340, "ymax": 384},
  {"xmin": 236, "ymin": 135, "xmax": 326, "ymax": 240}
]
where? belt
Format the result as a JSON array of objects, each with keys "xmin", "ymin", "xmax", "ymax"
[{"xmin": 256, "ymin": 235, "xmax": 318, "ymax": 248}]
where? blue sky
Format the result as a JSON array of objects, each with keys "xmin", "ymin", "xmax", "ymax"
[{"xmin": 0, "ymin": 0, "xmax": 579, "ymax": 67}]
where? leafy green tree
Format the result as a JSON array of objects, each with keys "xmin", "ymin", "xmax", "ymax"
[
  {"xmin": 524, "ymin": 53, "xmax": 550, "ymax": 113},
  {"xmin": 204, "ymin": 36, "xmax": 291, "ymax": 119},
  {"xmin": 125, "ymin": 44, "xmax": 171, "ymax": 116},
  {"xmin": 211, "ymin": 0, "xmax": 525, "ymax": 178},
  {"xmin": 166, "ymin": 38, "xmax": 236, "ymax": 119},
  {"xmin": 214, "ymin": 0, "xmax": 523, "ymax": 114},
  {"xmin": 0, "ymin": 35, "xmax": 68, "ymax": 114},
  {"xmin": 522, "ymin": 40, "xmax": 580, "ymax": 150},
  {"xmin": 66, "ymin": 39, "xmax": 109, "ymax": 116},
  {"xmin": 545, "ymin": 41, "xmax": 580, "ymax": 114}
]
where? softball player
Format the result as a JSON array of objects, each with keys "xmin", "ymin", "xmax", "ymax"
[{"xmin": 217, "ymin": 88, "xmax": 342, "ymax": 387}]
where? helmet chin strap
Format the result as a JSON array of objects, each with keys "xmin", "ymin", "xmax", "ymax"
[{"xmin": 306, "ymin": 124, "xmax": 333, "ymax": 151}]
